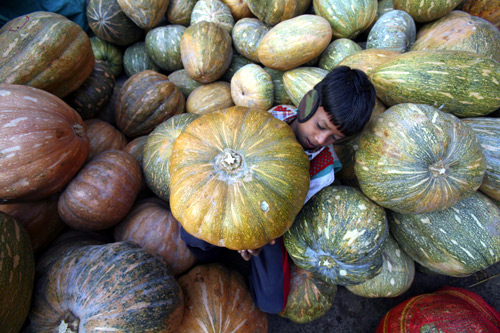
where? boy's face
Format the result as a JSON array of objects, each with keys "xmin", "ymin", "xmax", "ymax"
[{"xmin": 291, "ymin": 106, "xmax": 346, "ymax": 150}]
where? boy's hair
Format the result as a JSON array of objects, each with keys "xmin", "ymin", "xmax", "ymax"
[{"xmin": 314, "ymin": 66, "xmax": 376, "ymax": 137}]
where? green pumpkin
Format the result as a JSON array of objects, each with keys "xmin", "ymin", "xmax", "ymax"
[
  {"xmin": 168, "ymin": 69, "xmax": 204, "ymax": 98},
  {"xmin": 142, "ymin": 113, "xmax": 201, "ymax": 202},
  {"xmin": 166, "ymin": 0, "xmax": 198, "ymax": 26},
  {"xmin": 462, "ymin": 117, "xmax": 500, "ymax": 201},
  {"xmin": 90, "ymin": 36, "xmax": 124, "ymax": 77},
  {"xmin": 190, "ymin": 0, "xmax": 235, "ymax": 34},
  {"xmin": 318, "ymin": 38, "xmax": 362, "ymax": 71},
  {"xmin": 346, "ymin": 235, "xmax": 415, "ymax": 298},
  {"xmin": 123, "ymin": 42, "xmax": 161, "ymax": 77},
  {"xmin": 394, "ymin": 0, "xmax": 463, "ymax": 22},
  {"xmin": 264, "ymin": 67, "xmax": 293, "ymax": 105},
  {"xmin": 117, "ymin": 0, "xmax": 170, "ymax": 30},
  {"xmin": 0, "ymin": 212, "xmax": 34, "ymax": 333},
  {"xmin": 366, "ymin": 9, "xmax": 416, "ymax": 52},
  {"xmin": 388, "ymin": 191, "xmax": 500, "ymax": 277},
  {"xmin": 221, "ymin": 53, "xmax": 257, "ymax": 82},
  {"xmin": 284, "ymin": 185, "xmax": 388, "ymax": 286},
  {"xmin": 145, "ymin": 25, "xmax": 186, "ymax": 72},
  {"xmin": 246, "ymin": 0, "xmax": 311, "ymax": 26},
  {"xmin": 282, "ymin": 67, "xmax": 328, "ymax": 107},
  {"xmin": 232, "ymin": 18, "xmax": 270, "ymax": 63},
  {"xmin": 355, "ymin": 103, "xmax": 486, "ymax": 214}
]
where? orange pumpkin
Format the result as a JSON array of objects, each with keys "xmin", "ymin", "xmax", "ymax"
[{"xmin": 169, "ymin": 106, "xmax": 310, "ymax": 250}]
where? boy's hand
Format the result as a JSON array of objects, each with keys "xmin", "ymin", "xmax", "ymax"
[{"xmin": 238, "ymin": 239, "xmax": 276, "ymax": 261}]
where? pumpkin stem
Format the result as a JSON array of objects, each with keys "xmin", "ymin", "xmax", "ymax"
[
  {"xmin": 429, "ymin": 161, "xmax": 447, "ymax": 178},
  {"xmin": 216, "ymin": 148, "xmax": 243, "ymax": 172},
  {"xmin": 72, "ymin": 124, "xmax": 86, "ymax": 138},
  {"xmin": 58, "ymin": 312, "xmax": 79, "ymax": 333}
]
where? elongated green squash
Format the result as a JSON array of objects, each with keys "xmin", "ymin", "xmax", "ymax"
[
  {"xmin": 370, "ymin": 50, "xmax": 500, "ymax": 117},
  {"xmin": 355, "ymin": 103, "xmax": 486, "ymax": 214},
  {"xmin": 388, "ymin": 191, "xmax": 500, "ymax": 277}
]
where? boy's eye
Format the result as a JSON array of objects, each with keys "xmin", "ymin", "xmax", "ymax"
[{"xmin": 317, "ymin": 123, "xmax": 324, "ymax": 130}]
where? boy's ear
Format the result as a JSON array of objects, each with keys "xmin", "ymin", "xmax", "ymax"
[{"xmin": 298, "ymin": 89, "xmax": 321, "ymax": 123}]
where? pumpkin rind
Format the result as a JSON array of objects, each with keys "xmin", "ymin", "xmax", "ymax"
[
  {"xmin": 355, "ymin": 103, "xmax": 486, "ymax": 214},
  {"xmin": 257, "ymin": 14, "xmax": 333, "ymax": 71},
  {"xmin": 90, "ymin": 36, "xmax": 124, "ymax": 77},
  {"xmin": 142, "ymin": 113, "xmax": 201, "ymax": 202},
  {"xmin": 264, "ymin": 67, "xmax": 293, "ymax": 105},
  {"xmin": 169, "ymin": 107, "xmax": 310, "ymax": 250},
  {"xmin": 388, "ymin": 191, "xmax": 500, "ymax": 277},
  {"xmin": 231, "ymin": 64, "xmax": 274, "ymax": 111},
  {"xmin": 370, "ymin": 50, "xmax": 500, "ymax": 118},
  {"xmin": 337, "ymin": 48, "xmax": 401, "ymax": 76},
  {"xmin": 178, "ymin": 263, "xmax": 268, "ymax": 332},
  {"xmin": 284, "ymin": 185, "xmax": 388, "ymax": 286},
  {"xmin": 0, "ymin": 11, "xmax": 94, "ymax": 98},
  {"xmin": 366, "ymin": 9, "xmax": 416, "ymax": 53},
  {"xmin": 0, "ymin": 212, "xmax": 34, "ymax": 333},
  {"xmin": 117, "ymin": 0, "xmax": 170, "ymax": 30},
  {"xmin": 318, "ymin": 38, "xmax": 362, "ymax": 71},
  {"xmin": 190, "ymin": 0, "xmax": 235, "ymax": 34},
  {"xmin": 115, "ymin": 70, "xmax": 185, "ymax": 138},
  {"xmin": 462, "ymin": 117, "xmax": 500, "ymax": 201},
  {"xmin": 393, "ymin": 0, "xmax": 464, "ymax": 22},
  {"xmin": 282, "ymin": 67, "xmax": 328, "ymax": 107},
  {"xmin": 84, "ymin": 118, "xmax": 128, "ymax": 161},
  {"xmin": 167, "ymin": 0, "xmax": 198, "ymax": 26},
  {"xmin": 246, "ymin": 0, "xmax": 311, "ymax": 26},
  {"xmin": 168, "ymin": 69, "xmax": 203, "ymax": 97},
  {"xmin": 222, "ymin": 53, "xmax": 257, "ymax": 82},
  {"xmin": 462, "ymin": 0, "xmax": 500, "ymax": 29},
  {"xmin": 313, "ymin": 0, "xmax": 377, "ymax": 38},
  {"xmin": 232, "ymin": 18, "xmax": 270, "ymax": 63},
  {"xmin": 0, "ymin": 84, "xmax": 90, "ymax": 201},
  {"xmin": 123, "ymin": 41, "xmax": 161, "ymax": 77},
  {"xmin": 180, "ymin": 21, "xmax": 233, "ymax": 83},
  {"xmin": 145, "ymin": 25, "xmax": 186, "ymax": 72},
  {"xmin": 27, "ymin": 242, "xmax": 184, "ymax": 332},
  {"xmin": 186, "ymin": 81, "xmax": 234, "ymax": 114}
]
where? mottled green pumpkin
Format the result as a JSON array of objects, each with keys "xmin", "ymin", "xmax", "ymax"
[
  {"xmin": 222, "ymin": 53, "xmax": 257, "ymax": 82},
  {"xmin": 0, "ymin": 11, "xmax": 94, "ymax": 98},
  {"xmin": 370, "ymin": 50, "xmax": 500, "ymax": 117},
  {"xmin": 388, "ymin": 191, "xmax": 500, "ymax": 277},
  {"xmin": 283, "ymin": 67, "xmax": 328, "ymax": 107},
  {"xmin": 0, "ymin": 212, "xmax": 34, "ymax": 333},
  {"xmin": 117, "ymin": 0, "xmax": 170, "ymax": 30},
  {"xmin": 279, "ymin": 263, "xmax": 337, "ymax": 323},
  {"xmin": 166, "ymin": 0, "xmax": 198, "ymax": 26},
  {"xmin": 264, "ymin": 67, "xmax": 293, "ymax": 105},
  {"xmin": 355, "ymin": 103, "xmax": 486, "ymax": 214},
  {"xmin": 123, "ymin": 42, "xmax": 161, "ymax": 77},
  {"xmin": 346, "ymin": 235, "xmax": 415, "ymax": 298},
  {"xmin": 394, "ymin": 0, "xmax": 463, "ymax": 22},
  {"xmin": 232, "ymin": 18, "xmax": 270, "ymax": 63},
  {"xmin": 318, "ymin": 38, "xmax": 362, "ymax": 71},
  {"xmin": 246, "ymin": 0, "xmax": 311, "ymax": 26},
  {"xmin": 168, "ymin": 69, "xmax": 203, "ymax": 98},
  {"xmin": 170, "ymin": 106, "xmax": 310, "ymax": 250},
  {"xmin": 462, "ymin": 117, "xmax": 500, "ymax": 201},
  {"xmin": 27, "ymin": 242, "xmax": 184, "ymax": 332},
  {"xmin": 145, "ymin": 25, "xmax": 186, "ymax": 72},
  {"xmin": 366, "ymin": 9, "xmax": 416, "ymax": 52},
  {"xmin": 142, "ymin": 113, "xmax": 201, "ymax": 202},
  {"xmin": 90, "ymin": 36, "xmax": 124, "ymax": 77},
  {"xmin": 190, "ymin": 0, "xmax": 235, "ymax": 34},
  {"xmin": 284, "ymin": 185, "xmax": 388, "ymax": 286}
]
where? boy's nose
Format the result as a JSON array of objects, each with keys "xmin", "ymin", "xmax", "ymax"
[{"xmin": 316, "ymin": 132, "xmax": 330, "ymax": 146}]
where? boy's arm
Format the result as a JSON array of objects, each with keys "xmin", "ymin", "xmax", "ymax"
[{"xmin": 238, "ymin": 239, "xmax": 276, "ymax": 261}]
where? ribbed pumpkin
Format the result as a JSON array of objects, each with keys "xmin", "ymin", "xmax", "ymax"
[
  {"xmin": 0, "ymin": 11, "xmax": 94, "ymax": 98},
  {"xmin": 376, "ymin": 286, "xmax": 500, "ymax": 332},
  {"xmin": 231, "ymin": 64, "xmax": 274, "ymax": 111},
  {"xmin": 27, "ymin": 242, "xmax": 184, "ymax": 332},
  {"xmin": 90, "ymin": 36, "xmax": 124, "ymax": 77},
  {"xmin": 0, "ymin": 195, "xmax": 66, "ymax": 254},
  {"xmin": 222, "ymin": 54, "xmax": 257, "ymax": 82},
  {"xmin": 180, "ymin": 21, "xmax": 233, "ymax": 83},
  {"xmin": 221, "ymin": 0, "xmax": 255, "ymax": 20},
  {"xmin": 282, "ymin": 67, "xmax": 328, "ymax": 107},
  {"xmin": 186, "ymin": 81, "xmax": 234, "ymax": 114},
  {"xmin": 170, "ymin": 106, "xmax": 310, "ymax": 250},
  {"xmin": 0, "ymin": 212, "xmax": 34, "ymax": 333},
  {"xmin": 0, "ymin": 84, "xmax": 90, "ymax": 202},
  {"xmin": 257, "ymin": 14, "xmax": 333, "ymax": 71},
  {"xmin": 366, "ymin": 9, "xmax": 416, "ymax": 52},
  {"xmin": 279, "ymin": 263, "xmax": 337, "ymax": 324},
  {"xmin": 145, "ymin": 25, "xmax": 186, "ymax": 72},
  {"xmin": 114, "ymin": 197, "xmax": 197, "ymax": 275},
  {"xmin": 337, "ymin": 49, "xmax": 401, "ymax": 76},
  {"xmin": 410, "ymin": 10, "xmax": 500, "ymax": 63},
  {"xmin": 370, "ymin": 50, "xmax": 500, "ymax": 118},
  {"xmin": 346, "ymin": 235, "xmax": 415, "ymax": 298},
  {"xmin": 58, "ymin": 150, "xmax": 142, "ymax": 231},
  {"xmin": 191, "ymin": 0, "xmax": 235, "ymax": 33},
  {"xmin": 264, "ymin": 67, "xmax": 293, "ymax": 105},
  {"xmin": 232, "ymin": 18, "xmax": 270, "ymax": 63},
  {"xmin": 462, "ymin": 0, "xmax": 500, "ymax": 29},
  {"xmin": 246, "ymin": 0, "xmax": 311, "ymax": 26},
  {"xmin": 355, "ymin": 103, "xmax": 486, "ymax": 214},
  {"xmin": 460, "ymin": 117, "xmax": 500, "ymax": 202},
  {"xmin": 84, "ymin": 118, "xmax": 128, "ymax": 161},
  {"xmin": 393, "ymin": 0, "xmax": 463, "ymax": 22},
  {"xmin": 142, "ymin": 113, "xmax": 201, "ymax": 202},
  {"xmin": 115, "ymin": 70, "xmax": 185, "ymax": 138},
  {"xmin": 178, "ymin": 263, "xmax": 268, "ymax": 332},
  {"xmin": 313, "ymin": 0, "xmax": 377, "ymax": 38},
  {"xmin": 284, "ymin": 185, "xmax": 388, "ymax": 286},
  {"xmin": 123, "ymin": 41, "xmax": 161, "ymax": 77},
  {"xmin": 167, "ymin": 69, "xmax": 203, "ymax": 97},
  {"xmin": 166, "ymin": 0, "xmax": 198, "ymax": 26},
  {"xmin": 87, "ymin": 0, "xmax": 143, "ymax": 46},
  {"xmin": 389, "ymin": 191, "xmax": 500, "ymax": 277},
  {"xmin": 64, "ymin": 60, "xmax": 116, "ymax": 120},
  {"xmin": 117, "ymin": 0, "xmax": 170, "ymax": 30},
  {"xmin": 318, "ymin": 38, "xmax": 362, "ymax": 71}
]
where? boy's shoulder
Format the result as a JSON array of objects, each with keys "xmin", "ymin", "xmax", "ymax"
[{"xmin": 268, "ymin": 104, "xmax": 297, "ymax": 124}]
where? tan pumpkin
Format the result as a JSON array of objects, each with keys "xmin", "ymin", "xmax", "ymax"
[
  {"xmin": 84, "ymin": 118, "xmax": 128, "ymax": 161},
  {"xmin": 167, "ymin": 0, "xmax": 198, "ymax": 26},
  {"xmin": 246, "ymin": 0, "xmax": 311, "ymax": 26},
  {"xmin": 221, "ymin": 0, "xmax": 255, "ymax": 20},
  {"xmin": 231, "ymin": 64, "xmax": 274, "ymax": 111},
  {"xmin": 0, "ymin": 84, "xmax": 90, "ymax": 202},
  {"xmin": 0, "ymin": 194, "xmax": 66, "ymax": 254},
  {"xmin": 27, "ymin": 242, "xmax": 184, "ymax": 332},
  {"xmin": 114, "ymin": 197, "xmax": 197, "ymax": 275},
  {"xmin": 115, "ymin": 70, "xmax": 185, "ymax": 138},
  {"xmin": 180, "ymin": 21, "xmax": 233, "ymax": 83},
  {"xmin": 186, "ymin": 81, "xmax": 234, "ymax": 115},
  {"xmin": 337, "ymin": 49, "xmax": 402, "ymax": 76},
  {"xmin": 462, "ymin": 0, "xmax": 500, "ymax": 29},
  {"xmin": 169, "ymin": 106, "xmax": 310, "ymax": 250},
  {"xmin": 58, "ymin": 150, "xmax": 142, "ymax": 231},
  {"xmin": 178, "ymin": 263, "xmax": 268, "ymax": 332}
]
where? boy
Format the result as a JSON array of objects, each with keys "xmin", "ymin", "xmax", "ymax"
[{"xmin": 180, "ymin": 66, "xmax": 376, "ymax": 314}]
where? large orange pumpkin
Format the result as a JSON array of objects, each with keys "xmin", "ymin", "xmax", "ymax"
[{"xmin": 169, "ymin": 106, "xmax": 310, "ymax": 250}]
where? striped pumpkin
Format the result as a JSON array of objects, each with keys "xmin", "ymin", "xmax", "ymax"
[{"xmin": 117, "ymin": 0, "xmax": 170, "ymax": 30}]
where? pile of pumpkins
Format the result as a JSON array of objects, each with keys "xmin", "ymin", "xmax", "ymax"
[{"xmin": 1, "ymin": 0, "xmax": 500, "ymax": 331}]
